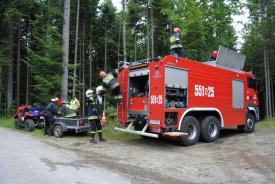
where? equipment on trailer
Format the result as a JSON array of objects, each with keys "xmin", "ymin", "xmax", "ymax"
[
  {"xmin": 115, "ymin": 46, "xmax": 259, "ymax": 146},
  {"xmin": 14, "ymin": 105, "xmax": 45, "ymax": 131}
]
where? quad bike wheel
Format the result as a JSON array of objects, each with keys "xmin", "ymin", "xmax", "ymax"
[{"xmin": 25, "ymin": 119, "xmax": 34, "ymax": 132}]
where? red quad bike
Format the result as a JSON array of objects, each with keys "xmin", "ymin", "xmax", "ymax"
[{"xmin": 14, "ymin": 105, "xmax": 45, "ymax": 131}]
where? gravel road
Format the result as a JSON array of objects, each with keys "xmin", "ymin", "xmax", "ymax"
[
  {"xmin": 43, "ymin": 127, "xmax": 275, "ymax": 184},
  {"xmin": 0, "ymin": 128, "xmax": 130, "ymax": 184},
  {"xmin": 1, "ymin": 126, "xmax": 275, "ymax": 184}
]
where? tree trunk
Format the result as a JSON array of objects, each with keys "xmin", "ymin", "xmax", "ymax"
[
  {"xmin": 264, "ymin": 45, "xmax": 270, "ymax": 118},
  {"xmin": 73, "ymin": 0, "xmax": 80, "ymax": 97},
  {"xmin": 146, "ymin": 3, "xmax": 150, "ymax": 59},
  {"xmin": 150, "ymin": 0, "xmax": 154, "ymax": 58},
  {"xmin": 122, "ymin": 0, "xmax": 127, "ymax": 62},
  {"xmin": 7, "ymin": 24, "xmax": 14, "ymax": 113},
  {"xmin": 82, "ymin": 23, "xmax": 85, "ymax": 116},
  {"xmin": 104, "ymin": 27, "xmax": 107, "ymax": 71},
  {"xmin": 0, "ymin": 66, "xmax": 2, "ymax": 111},
  {"xmin": 61, "ymin": 0, "xmax": 70, "ymax": 100},
  {"xmin": 25, "ymin": 65, "xmax": 29, "ymax": 105},
  {"xmin": 16, "ymin": 21, "xmax": 21, "ymax": 106},
  {"xmin": 89, "ymin": 26, "xmax": 93, "ymax": 87}
]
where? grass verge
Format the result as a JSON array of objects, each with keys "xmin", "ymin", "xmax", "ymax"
[
  {"xmin": 257, "ymin": 118, "xmax": 275, "ymax": 128},
  {"xmin": 0, "ymin": 117, "xmax": 139, "ymax": 140}
]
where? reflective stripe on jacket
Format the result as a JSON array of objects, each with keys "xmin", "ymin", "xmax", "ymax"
[{"xmin": 170, "ymin": 32, "xmax": 182, "ymax": 49}]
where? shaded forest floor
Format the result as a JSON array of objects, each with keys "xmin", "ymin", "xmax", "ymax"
[{"xmin": 1, "ymin": 118, "xmax": 275, "ymax": 183}]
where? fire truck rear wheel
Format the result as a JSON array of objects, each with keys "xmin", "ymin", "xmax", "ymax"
[
  {"xmin": 200, "ymin": 116, "xmax": 221, "ymax": 143},
  {"xmin": 238, "ymin": 113, "xmax": 255, "ymax": 133},
  {"xmin": 178, "ymin": 116, "xmax": 200, "ymax": 146}
]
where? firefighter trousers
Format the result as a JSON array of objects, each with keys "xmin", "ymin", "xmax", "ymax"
[
  {"xmin": 44, "ymin": 113, "xmax": 54, "ymax": 135},
  {"xmin": 89, "ymin": 119, "xmax": 102, "ymax": 135}
]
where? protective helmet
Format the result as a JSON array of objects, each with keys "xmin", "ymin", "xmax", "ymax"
[
  {"xmin": 212, "ymin": 50, "xmax": 218, "ymax": 59},
  {"xmin": 99, "ymin": 71, "xmax": 106, "ymax": 79},
  {"xmin": 85, "ymin": 89, "xmax": 94, "ymax": 98},
  {"xmin": 173, "ymin": 27, "xmax": 180, "ymax": 33},
  {"xmin": 96, "ymin": 85, "xmax": 106, "ymax": 95},
  {"xmin": 51, "ymin": 97, "xmax": 60, "ymax": 102}
]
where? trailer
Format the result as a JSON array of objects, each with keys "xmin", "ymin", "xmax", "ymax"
[
  {"xmin": 52, "ymin": 117, "xmax": 90, "ymax": 138},
  {"xmin": 115, "ymin": 46, "xmax": 259, "ymax": 146}
]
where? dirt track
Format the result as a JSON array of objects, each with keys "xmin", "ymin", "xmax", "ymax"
[{"xmin": 43, "ymin": 127, "xmax": 275, "ymax": 184}]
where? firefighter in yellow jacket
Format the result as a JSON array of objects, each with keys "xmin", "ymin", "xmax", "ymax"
[{"xmin": 170, "ymin": 27, "xmax": 186, "ymax": 58}]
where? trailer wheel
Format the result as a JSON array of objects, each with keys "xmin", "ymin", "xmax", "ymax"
[
  {"xmin": 178, "ymin": 116, "xmax": 200, "ymax": 146},
  {"xmin": 200, "ymin": 116, "xmax": 221, "ymax": 143},
  {"xmin": 53, "ymin": 125, "xmax": 63, "ymax": 138},
  {"xmin": 25, "ymin": 119, "xmax": 34, "ymax": 132},
  {"xmin": 238, "ymin": 113, "xmax": 255, "ymax": 133},
  {"xmin": 15, "ymin": 118, "xmax": 21, "ymax": 129}
]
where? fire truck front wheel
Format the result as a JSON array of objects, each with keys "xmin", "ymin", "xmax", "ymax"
[
  {"xmin": 238, "ymin": 113, "xmax": 255, "ymax": 133},
  {"xmin": 200, "ymin": 116, "xmax": 221, "ymax": 143},
  {"xmin": 178, "ymin": 116, "xmax": 200, "ymax": 146}
]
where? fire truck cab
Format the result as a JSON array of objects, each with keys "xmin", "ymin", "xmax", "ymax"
[{"xmin": 115, "ymin": 46, "xmax": 259, "ymax": 146}]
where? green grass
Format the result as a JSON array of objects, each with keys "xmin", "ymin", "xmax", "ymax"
[
  {"xmin": 0, "ymin": 117, "xmax": 45, "ymax": 137},
  {"xmin": 0, "ymin": 118, "xmax": 14, "ymax": 129},
  {"xmin": 257, "ymin": 118, "xmax": 275, "ymax": 128},
  {"xmin": 1, "ymin": 117, "xmax": 273, "ymax": 140},
  {"xmin": 0, "ymin": 117, "xmax": 139, "ymax": 140}
]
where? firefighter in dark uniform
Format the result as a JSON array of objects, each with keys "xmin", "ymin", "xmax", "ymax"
[
  {"xmin": 44, "ymin": 97, "xmax": 60, "ymax": 135},
  {"xmin": 86, "ymin": 88, "xmax": 106, "ymax": 143},
  {"xmin": 99, "ymin": 71, "xmax": 122, "ymax": 102},
  {"xmin": 209, "ymin": 50, "xmax": 218, "ymax": 61},
  {"xmin": 170, "ymin": 27, "xmax": 186, "ymax": 58}
]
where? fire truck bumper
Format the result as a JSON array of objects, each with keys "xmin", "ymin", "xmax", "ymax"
[{"xmin": 115, "ymin": 122, "xmax": 159, "ymax": 138}]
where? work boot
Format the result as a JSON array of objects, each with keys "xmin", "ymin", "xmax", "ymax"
[
  {"xmin": 90, "ymin": 133, "xmax": 97, "ymax": 144},
  {"xmin": 89, "ymin": 138, "xmax": 97, "ymax": 144},
  {"xmin": 98, "ymin": 132, "xmax": 106, "ymax": 142}
]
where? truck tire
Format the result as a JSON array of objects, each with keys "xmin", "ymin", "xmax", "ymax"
[
  {"xmin": 25, "ymin": 119, "xmax": 34, "ymax": 132},
  {"xmin": 53, "ymin": 125, "xmax": 63, "ymax": 138},
  {"xmin": 178, "ymin": 116, "xmax": 200, "ymax": 146},
  {"xmin": 238, "ymin": 113, "xmax": 255, "ymax": 133},
  {"xmin": 15, "ymin": 118, "xmax": 20, "ymax": 129},
  {"xmin": 200, "ymin": 116, "xmax": 221, "ymax": 143}
]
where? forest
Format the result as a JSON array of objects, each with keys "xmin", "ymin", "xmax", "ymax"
[{"xmin": 0, "ymin": 0, "xmax": 274, "ymax": 118}]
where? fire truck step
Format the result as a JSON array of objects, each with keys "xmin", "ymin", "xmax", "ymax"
[
  {"xmin": 162, "ymin": 132, "xmax": 189, "ymax": 137},
  {"xmin": 114, "ymin": 127, "xmax": 159, "ymax": 138}
]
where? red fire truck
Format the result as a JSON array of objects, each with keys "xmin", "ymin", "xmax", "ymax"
[{"xmin": 115, "ymin": 46, "xmax": 259, "ymax": 146}]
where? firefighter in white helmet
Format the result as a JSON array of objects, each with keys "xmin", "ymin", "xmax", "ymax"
[{"xmin": 85, "ymin": 88, "xmax": 106, "ymax": 143}]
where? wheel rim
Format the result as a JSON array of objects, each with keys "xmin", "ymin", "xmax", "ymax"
[
  {"xmin": 208, "ymin": 122, "xmax": 218, "ymax": 138},
  {"xmin": 247, "ymin": 119, "xmax": 254, "ymax": 129},
  {"xmin": 55, "ymin": 127, "xmax": 61, "ymax": 136},
  {"xmin": 187, "ymin": 124, "xmax": 197, "ymax": 140}
]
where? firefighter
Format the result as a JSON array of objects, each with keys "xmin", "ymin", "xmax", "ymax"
[
  {"xmin": 86, "ymin": 88, "xmax": 106, "ymax": 143},
  {"xmin": 60, "ymin": 98, "xmax": 80, "ymax": 118},
  {"xmin": 44, "ymin": 97, "xmax": 60, "ymax": 136},
  {"xmin": 209, "ymin": 50, "xmax": 218, "ymax": 61},
  {"xmin": 170, "ymin": 27, "xmax": 186, "ymax": 58},
  {"xmin": 99, "ymin": 71, "xmax": 122, "ymax": 101}
]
